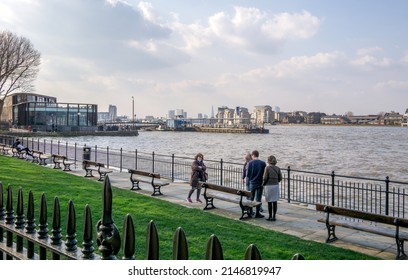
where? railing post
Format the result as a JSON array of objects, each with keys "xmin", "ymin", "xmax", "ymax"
[
  {"xmin": 50, "ymin": 139, "xmax": 53, "ymax": 155},
  {"xmin": 135, "ymin": 149, "xmax": 138, "ymax": 170},
  {"xmin": 74, "ymin": 143, "xmax": 77, "ymax": 163},
  {"xmin": 220, "ymin": 159, "xmax": 224, "ymax": 185},
  {"xmin": 94, "ymin": 145, "xmax": 98, "ymax": 162},
  {"xmin": 385, "ymin": 176, "xmax": 390, "ymax": 216},
  {"xmin": 57, "ymin": 140, "xmax": 60, "ymax": 154},
  {"xmin": 171, "ymin": 154, "xmax": 175, "ymax": 182},
  {"xmin": 152, "ymin": 152, "xmax": 155, "ymax": 173},
  {"xmin": 120, "ymin": 148, "xmax": 123, "ymax": 172},
  {"xmin": 331, "ymin": 171, "xmax": 335, "ymax": 206},
  {"xmin": 107, "ymin": 146, "xmax": 110, "ymax": 168},
  {"xmin": 287, "ymin": 166, "xmax": 291, "ymax": 203}
]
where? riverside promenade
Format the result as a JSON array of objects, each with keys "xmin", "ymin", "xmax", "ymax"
[{"xmin": 67, "ymin": 166, "xmax": 400, "ymax": 260}]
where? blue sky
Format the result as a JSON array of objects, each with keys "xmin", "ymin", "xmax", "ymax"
[{"xmin": 1, "ymin": 0, "xmax": 407, "ymax": 118}]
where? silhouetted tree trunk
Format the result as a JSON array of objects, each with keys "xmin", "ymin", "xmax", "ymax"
[{"xmin": 0, "ymin": 30, "xmax": 41, "ymax": 118}]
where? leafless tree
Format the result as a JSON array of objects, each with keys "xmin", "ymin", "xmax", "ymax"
[{"xmin": 0, "ymin": 30, "xmax": 41, "ymax": 117}]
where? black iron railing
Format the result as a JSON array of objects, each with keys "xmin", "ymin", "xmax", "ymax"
[
  {"xmin": 0, "ymin": 177, "xmax": 275, "ymax": 260},
  {"xmin": 1, "ymin": 135, "xmax": 407, "ymax": 218}
]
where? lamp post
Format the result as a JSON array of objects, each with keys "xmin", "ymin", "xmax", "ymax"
[
  {"xmin": 77, "ymin": 112, "xmax": 81, "ymax": 130},
  {"xmin": 132, "ymin": 96, "xmax": 135, "ymax": 129}
]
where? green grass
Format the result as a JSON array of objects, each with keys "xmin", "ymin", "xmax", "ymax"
[{"xmin": 0, "ymin": 155, "xmax": 378, "ymax": 260}]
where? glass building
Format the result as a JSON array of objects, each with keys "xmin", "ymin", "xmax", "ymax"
[{"xmin": 2, "ymin": 93, "xmax": 98, "ymax": 132}]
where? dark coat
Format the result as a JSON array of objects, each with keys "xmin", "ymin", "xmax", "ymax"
[{"xmin": 190, "ymin": 160, "xmax": 207, "ymax": 188}]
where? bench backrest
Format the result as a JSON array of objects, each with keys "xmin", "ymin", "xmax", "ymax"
[
  {"xmin": 199, "ymin": 182, "xmax": 251, "ymax": 197},
  {"xmin": 83, "ymin": 160, "xmax": 105, "ymax": 168},
  {"xmin": 52, "ymin": 154, "xmax": 66, "ymax": 159},
  {"xmin": 316, "ymin": 204, "xmax": 408, "ymax": 227},
  {"xmin": 128, "ymin": 169, "xmax": 160, "ymax": 178}
]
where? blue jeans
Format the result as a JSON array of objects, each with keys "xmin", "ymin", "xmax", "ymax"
[{"xmin": 249, "ymin": 183, "xmax": 263, "ymax": 212}]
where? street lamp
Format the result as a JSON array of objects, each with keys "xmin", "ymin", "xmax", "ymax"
[{"xmin": 77, "ymin": 112, "xmax": 81, "ymax": 129}]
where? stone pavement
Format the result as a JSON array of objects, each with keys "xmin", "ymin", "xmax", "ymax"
[{"xmin": 67, "ymin": 167, "xmax": 400, "ymax": 260}]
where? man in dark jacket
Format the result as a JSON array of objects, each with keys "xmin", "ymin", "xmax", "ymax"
[{"xmin": 246, "ymin": 150, "xmax": 266, "ymax": 218}]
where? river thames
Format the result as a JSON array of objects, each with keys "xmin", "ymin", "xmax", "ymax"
[{"xmin": 46, "ymin": 125, "xmax": 408, "ymax": 182}]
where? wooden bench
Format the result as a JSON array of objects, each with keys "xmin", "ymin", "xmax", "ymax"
[
  {"xmin": 83, "ymin": 160, "xmax": 113, "ymax": 181},
  {"xmin": 52, "ymin": 154, "xmax": 75, "ymax": 171},
  {"xmin": 12, "ymin": 147, "xmax": 27, "ymax": 159},
  {"xmin": 128, "ymin": 169, "xmax": 169, "ymax": 196},
  {"xmin": 316, "ymin": 204, "xmax": 408, "ymax": 260},
  {"xmin": 199, "ymin": 182, "xmax": 262, "ymax": 220},
  {"xmin": 0, "ymin": 144, "xmax": 12, "ymax": 155},
  {"xmin": 31, "ymin": 150, "xmax": 50, "ymax": 165}
]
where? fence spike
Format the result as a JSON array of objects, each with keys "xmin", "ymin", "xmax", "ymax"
[
  {"xmin": 291, "ymin": 253, "xmax": 305, "ymax": 260},
  {"xmin": 82, "ymin": 204, "xmax": 95, "ymax": 259},
  {"xmin": 122, "ymin": 214, "xmax": 135, "ymax": 260},
  {"xmin": 244, "ymin": 244, "xmax": 262, "ymax": 260},
  {"xmin": 15, "ymin": 187, "xmax": 25, "ymax": 229},
  {"xmin": 206, "ymin": 234, "xmax": 224, "ymax": 260},
  {"xmin": 0, "ymin": 182, "xmax": 4, "ymax": 221},
  {"xmin": 26, "ymin": 190, "xmax": 36, "ymax": 233},
  {"xmin": 146, "ymin": 220, "xmax": 159, "ymax": 260},
  {"xmin": 6, "ymin": 185, "xmax": 14, "ymax": 225},
  {"xmin": 38, "ymin": 193, "xmax": 48, "ymax": 238},
  {"xmin": 96, "ymin": 175, "xmax": 121, "ymax": 259},
  {"xmin": 0, "ymin": 183, "xmax": 3, "ymax": 248},
  {"xmin": 172, "ymin": 227, "xmax": 189, "ymax": 260},
  {"xmin": 65, "ymin": 200, "xmax": 77, "ymax": 251},
  {"xmin": 51, "ymin": 197, "xmax": 62, "ymax": 245}
]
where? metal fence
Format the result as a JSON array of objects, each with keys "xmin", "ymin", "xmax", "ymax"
[
  {"xmin": 1, "ymin": 135, "xmax": 407, "ymax": 218},
  {"xmin": 1, "ymin": 177, "xmax": 303, "ymax": 260}
]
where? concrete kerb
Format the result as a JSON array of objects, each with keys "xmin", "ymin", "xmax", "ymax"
[{"xmin": 52, "ymin": 165, "xmax": 400, "ymax": 260}]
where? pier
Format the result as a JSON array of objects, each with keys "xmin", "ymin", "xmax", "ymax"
[{"xmin": 196, "ymin": 126, "xmax": 269, "ymax": 134}]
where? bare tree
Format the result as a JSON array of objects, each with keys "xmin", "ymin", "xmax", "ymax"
[{"xmin": 0, "ymin": 30, "xmax": 41, "ymax": 117}]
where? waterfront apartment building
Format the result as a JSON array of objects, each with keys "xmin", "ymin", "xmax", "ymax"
[
  {"xmin": 253, "ymin": 105, "xmax": 274, "ymax": 124},
  {"xmin": 321, "ymin": 115, "xmax": 351, "ymax": 125},
  {"xmin": 402, "ymin": 109, "xmax": 408, "ymax": 127},
  {"xmin": 0, "ymin": 92, "xmax": 97, "ymax": 132},
  {"xmin": 215, "ymin": 106, "xmax": 251, "ymax": 126}
]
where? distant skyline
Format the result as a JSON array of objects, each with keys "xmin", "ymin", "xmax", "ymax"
[{"xmin": 1, "ymin": 0, "xmax": 408, "ymax": 117}]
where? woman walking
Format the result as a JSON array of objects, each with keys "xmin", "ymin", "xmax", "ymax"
[
  {"xmin": 262, "ymin": 155, "xmax": 282, "ymax": 221},
  {"xmin": 186, "ymin": 153, "xmax": 207, "ymax": 203}
]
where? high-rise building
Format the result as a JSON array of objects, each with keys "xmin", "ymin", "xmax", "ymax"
[
  {"xmin": 108, "ymin": 105, "xmax": 117, "ymax": 121},
  {"xmin": 168, "ymin": 110, "xmax": 175, "ymax": 119}
]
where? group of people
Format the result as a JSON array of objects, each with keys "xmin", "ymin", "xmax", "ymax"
[
  {"xmin": 186, "ymin": 150, "xmax": 282, "ymax": 222},
  {"xmin": 243, "ymin": 150, "xmax": 282, "ymax": 221}
]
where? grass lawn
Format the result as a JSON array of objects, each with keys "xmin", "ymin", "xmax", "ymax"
[{"xmin": 0, "ymin": 155, "xmax": 378, "ymax": 260}]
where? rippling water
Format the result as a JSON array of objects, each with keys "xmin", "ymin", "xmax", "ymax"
[{"xmin": 49, "ymin": 125, "xmax": 408, "ymax": 181}]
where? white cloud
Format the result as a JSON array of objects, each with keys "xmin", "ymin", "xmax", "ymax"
[
  {"xmin": 206, "ymin": 7, "xmax": 321, "ymax": 54},
  {"xmin": 401, "ymin": 50, "xmax": 408, "ymax": 63},
  {"xmin": 351, "ymin": 55, "xmax": 391, "ymax": 67},
  {"xmin": 375, "ymin": 80, "xmax": 408, "ymax": 90},
  {"xmin": 356, "ymin": 46, "xmax": 382, "ymax": 56}
]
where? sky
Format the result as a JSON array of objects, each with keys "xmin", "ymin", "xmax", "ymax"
[{"xmin": 1, "ymin": 0, "xmax": 408, "ymax": 118}]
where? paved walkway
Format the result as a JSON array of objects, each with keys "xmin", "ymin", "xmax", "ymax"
[{"xmin": 68, "ymin": 167, "xmax": 399, "ymax": 260}]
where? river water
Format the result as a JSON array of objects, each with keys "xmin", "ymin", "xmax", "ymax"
[{"xmin": 46, "ymin": 125, "xmax": 408, "ymax": 182}]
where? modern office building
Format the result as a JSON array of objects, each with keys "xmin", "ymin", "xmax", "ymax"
[{"xmin": 0, "ymin": 92, "xmax": 98, "ymax": 132}]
